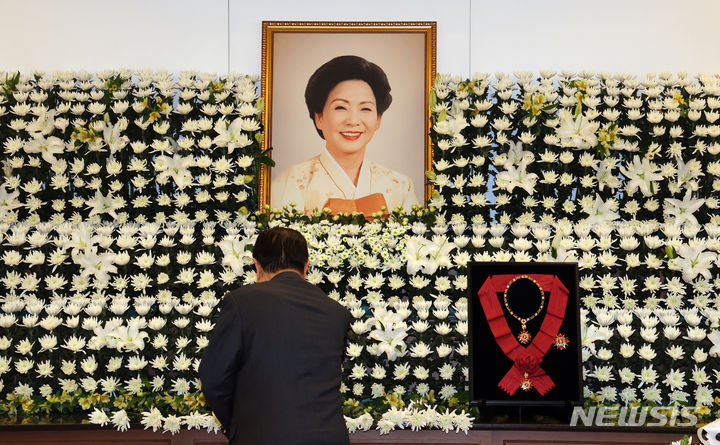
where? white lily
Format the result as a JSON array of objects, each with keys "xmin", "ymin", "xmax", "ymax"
[
  {"xmin": 109, "ymin": 321, "xmax": 149, "ymax": 352},
  {"xmin": 506, "ymin": 140, "xmax": 534, "ymax": 165},
  {"xmin": 556, "ymin": 111, "xmax": 599, "ymax": 149},
  {"xmin": 72, "ymin": 246, "xmax": 117, "ymax": 283},
  {"xmin": 103, "ymin": 119, "xmax": 129, "ymax": 153},
  {"xmin": 0, "ymin": 184, "xmax": 23, "ymax": 220},
  {"xmin": 672, "ymin": 244, "xmax": 717, "ymax": 283},
  {"xmin": 217, "ymin": 235, "xmax": 254, "ymax": 276},
  {"xmin": 495, "ymin": 160, "xmax": 538, "ymax": 194},
  {"xmin": 619, "ymin": 155, "xmax": 663, "ymax": 197},
  {"xmin": 582, "ymin": 196, "xmax": 619, "ymax": 228},
  {"xmin": 155, "ymin": 153, "xmax": 194, "ymax": 189},
  {"xmin": 708, "ymin": 330, "xmax": 720, "ymax": 357},
  {"xmin": 664, "ymin": 190, "xmax": 705, "ymax": 227},
  {"xmin": 213, "ymin": 117, "xmax": 253, "ymax": 154},
  {"xmin": 86, "ymin": 191, "xmax": 124, "ymax": 219},
  {"xmin": 25, "ymin": 109, "xmax": 56, "ymax": 135},
  {"xmin": 24, "ymin": 133, "xmax": 65, "ymax": 163},
  {"xmin": 369, "ymin": 326, "xmax": 407, "ymax": 361}
]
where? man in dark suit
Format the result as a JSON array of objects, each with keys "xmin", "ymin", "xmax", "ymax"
[{"xmin": 199, "ymin": 227, "xmax": 351, "ymax": 445}]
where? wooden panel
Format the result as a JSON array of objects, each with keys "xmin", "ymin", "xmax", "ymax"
[
  {"xmin": 0, "ymin": 442, "xmax": 164, "ymax": 445},
  {"xmin": 0, "ymin": 433, "xmax": 169, "ymax": 445},
  {"xmin": 502, "ymin": 441, "xmax": 679, "ymax": 445},
  {"xmin": 0, "ymin": 427, "xmax": 690, "ymax": 445},
  {"xmin": 0, "ymin": 430, "xmax": 172, "ymax": 445},
  {"xmin": 350, "ymin": 429, "xmax": 487, "ymax": 444},
  {"xmin": 502, "ymin": 441, "xmax": 677, "ymax": 445},
  {"xmin": 497, "ymin": 430, "xmax": 688, "ymax": 445}
]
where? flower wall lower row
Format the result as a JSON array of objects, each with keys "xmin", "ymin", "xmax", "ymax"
[{"xmin": 0, "ymin": 70, "xmax": 720, "ymax": 432}]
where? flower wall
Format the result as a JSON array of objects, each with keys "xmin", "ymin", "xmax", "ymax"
[{"xmin": 1, "ymin": 69, "xmax": 720, "ymax": 433}]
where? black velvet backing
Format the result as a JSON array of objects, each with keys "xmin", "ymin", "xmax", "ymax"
[{"xmin": 468, "ymin": 262, "xmax": 582, "ymax": 405}]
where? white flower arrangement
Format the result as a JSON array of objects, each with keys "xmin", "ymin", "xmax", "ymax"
[{"xmin": 2, "ymin": 69, "xmax": 720, "ymax": 433}]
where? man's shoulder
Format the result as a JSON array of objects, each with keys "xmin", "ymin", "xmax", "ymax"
[
  {"xmin": 225, "ymin": 280, "xmax": 276, "ymax": 300},
  {"xmin": 227, "ymin": 277, "xmax": 349, "ymax": 319}
]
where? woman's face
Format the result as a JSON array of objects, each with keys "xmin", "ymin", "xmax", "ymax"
[{"xmin": 314, "ymin": 79, "xmax": 382, "ymax": 158}]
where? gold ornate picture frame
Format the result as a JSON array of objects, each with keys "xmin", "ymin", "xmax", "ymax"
[{"xmin": 260, "ymin": 21, "xmax": 437, "ymax": 214}]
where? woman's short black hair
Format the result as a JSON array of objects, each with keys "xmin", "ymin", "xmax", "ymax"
[
  {"xmin": 305, "ymin": 55, "xmax": 392, "ymax": 139},
  {"xmin": 252, "ymin": 227, "xmax": 308, "ymax": 274}
]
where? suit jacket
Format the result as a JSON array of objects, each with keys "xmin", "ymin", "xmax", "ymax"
[{"xmin": 199, "ymin": 271, "xmax": 351, "ymax": 445}]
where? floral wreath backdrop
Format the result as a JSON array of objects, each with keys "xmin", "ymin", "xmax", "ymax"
[{"xmin": 1, "ymin": 69, "xmax": 720, "ymax": 433}]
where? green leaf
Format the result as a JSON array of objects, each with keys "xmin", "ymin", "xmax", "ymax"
[
  {"xmin": 437, "ymin": 108, "xmax": 447, "ymax": 122},
  {"xmin": 258, "ymin": 155, "xmax": 275, "ymax": 167},
  {"xmin": 665, "ymin": 245, "xmax": 677, "ymax": 259}
]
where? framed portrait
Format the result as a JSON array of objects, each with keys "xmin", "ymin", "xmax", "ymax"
[
  {"xmin": 260, "ymin": 21, "xmax": 436, "ymax": 215},
  {"xmin": 467, "ymin": 262, "xmax": 582, "ymax": 410}
]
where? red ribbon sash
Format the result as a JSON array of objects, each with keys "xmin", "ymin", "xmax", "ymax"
[{"xmin": 477, "ymin": 274, "xmax": 569, "ymax": 396}]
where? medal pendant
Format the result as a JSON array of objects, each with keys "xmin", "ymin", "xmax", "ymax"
[
  {"xmin": 520, "ymin": 372, "xmax": 533, "ymax": 391},
  {"xmin": 553, "ymin": 333, "xmax": 569, "ymax": 350},
  {"xmin": 517, "ymin": 329, "xmax": 531, "ymax": 344}
]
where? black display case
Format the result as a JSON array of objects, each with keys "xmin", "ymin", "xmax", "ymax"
[{"xmin": 468, "ymin": 262, "xmax": 582, "ymax": 423}]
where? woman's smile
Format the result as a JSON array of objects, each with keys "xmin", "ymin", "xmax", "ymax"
[{"xmin": 340, "ymin": 131, "xmax": 363, "ymax": 141}]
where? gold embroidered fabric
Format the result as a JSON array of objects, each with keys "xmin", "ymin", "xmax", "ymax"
[{"xmin": 271, "ymin": 151, "xmax": 419, "ymax": 215}]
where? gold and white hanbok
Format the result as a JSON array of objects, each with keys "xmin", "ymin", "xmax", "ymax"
[{"xmin": 271, "ymin": 149, "xmax": 419, "ymax": 215}]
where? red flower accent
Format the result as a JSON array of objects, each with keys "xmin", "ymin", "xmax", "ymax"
[{"xmin": 516, "ymin": 353, "xmax": 540, "ymax": 375}]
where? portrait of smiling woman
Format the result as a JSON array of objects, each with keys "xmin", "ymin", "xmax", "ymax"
[{"xmin": 270, "ymin": 55, "xmax": 420, "ymax": 215}]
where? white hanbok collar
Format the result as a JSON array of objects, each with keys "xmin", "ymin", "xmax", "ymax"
[{"xmin": 319, "ymin": 148, "xmax": 372, "ymax": 199}]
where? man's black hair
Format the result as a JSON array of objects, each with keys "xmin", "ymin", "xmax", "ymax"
[
  {"xmin": 305, "ymin": 55, "xmax": 392, "ymax": 139},
  {"xmin": 252, "ymin": 227, "xmax": 309, "ymax": 274}
]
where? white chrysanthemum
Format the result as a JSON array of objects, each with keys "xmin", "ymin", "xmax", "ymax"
[{"xmin": 88, "ymin": 408, "xmax": 110, "ymax": 426}]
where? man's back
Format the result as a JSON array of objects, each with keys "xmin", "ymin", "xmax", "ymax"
[{"xmin": 200, "ymin": 271, "xmax": 351, "ymax": 445}]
